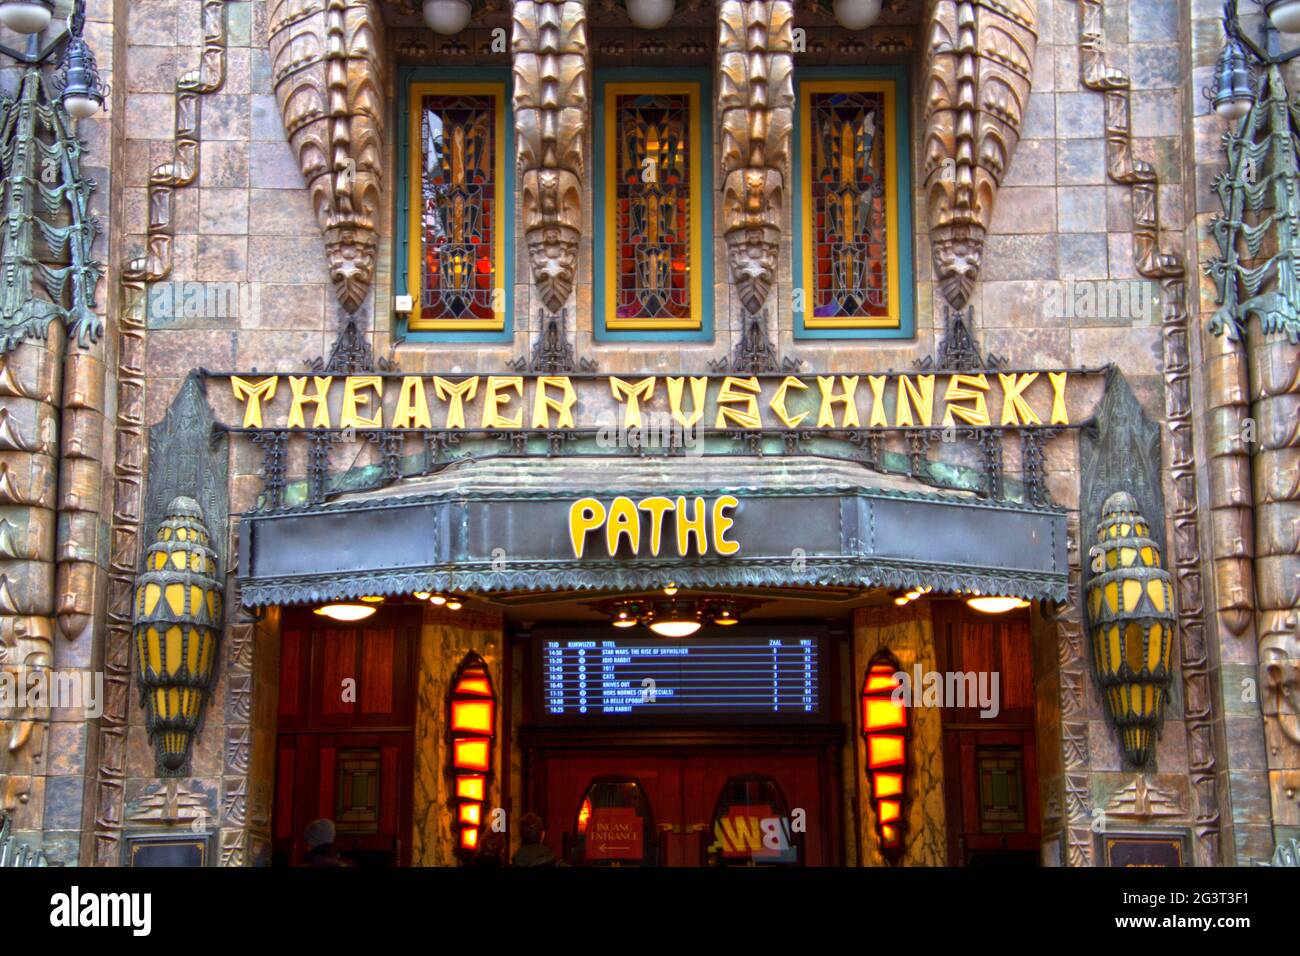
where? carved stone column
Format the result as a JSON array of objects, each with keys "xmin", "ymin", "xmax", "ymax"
[
  {"xmin": 923, "ymin": 0, "xmax": 1037, "ymax": 309},
  {"xmin": 513, "ymin": 0, "xmax": 588, "ymax": 371},
  {"xmin": 716, "ymin": 0, "xmax": 794, "ymax": 371}
]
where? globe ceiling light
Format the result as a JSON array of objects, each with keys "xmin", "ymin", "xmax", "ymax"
[
  {"xmin": 1266, "ymin": 0, "xmax": 1300, "ymax": 34},
  {"xmin": 648, "ymin": 600, "xmax": 701, "ymax": 637},
  {"xmin": 314, "ymin": 603, "xmax": 377, "ymax": 622},
  {"xmin": 966, "ymin": 595, "xmax": 1031, "ymax": 615},
  {"xmin": 832, "ymin": 0, "xmax": 882, "ymax": 31},
  {"xmin": 625, "ymin": 0, "xmax": 675, "ymax": 29},
  {"xmin": 423, "ymin": 0, "xmax": 472, "ymax": 35},
  {"xmin": 1209, "ymin": 35, "xmax": 1256, "ymax": 122},
  {"xmin": 0, "ymin": 0, "xmax": 54, "ymax": 34}
]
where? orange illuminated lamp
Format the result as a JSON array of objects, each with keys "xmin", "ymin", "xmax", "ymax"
[
  {"xmin": 861, "ymin": 649, "xmax": 909, "ymax": 864},
  {"xmin": 449, "ymin": 652, "xmax": 496, "ymax": 861}
]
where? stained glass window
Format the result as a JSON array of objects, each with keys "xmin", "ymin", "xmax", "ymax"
[
  {"xmin": 407, "ymin": 88, "xmax": 504, "ymax": 331},
  {"xmin": 616, "ymin": 92, "xmax": 692, "ymax": 323},
  {"xmin": 598, "ymin": 79, "xmax": 707, "ymax": 335},
  {"xmin": 796, "ymin": 77, "xmax": 909, "ymax": 336},
  {"xmin": 810, "ymin": 90, "xmax": 887, "ymax": 319}
]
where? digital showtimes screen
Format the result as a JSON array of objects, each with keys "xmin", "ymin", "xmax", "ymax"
[{"xmin": 533, "ymin": 633, "xmax": 826, "ymax": 724}]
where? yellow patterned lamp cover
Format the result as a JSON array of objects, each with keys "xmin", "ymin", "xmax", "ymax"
[
  {"xmin": 133, "ymin": 496, "xmax": 223, "ymax": 774},
  {"xmin": 1086, "ymin": 492, "xmax": 1176, "ymax": 766}
]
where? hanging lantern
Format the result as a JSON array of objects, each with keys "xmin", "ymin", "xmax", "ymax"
[
  {"xmin": 860, "ymin": 650, "xmax": 908, "ymax": 864},
  {"xmin": 133, "ymin": 497, "xmax": 223, "ymax": 774},
  {"xmin": 448, "ymin": 651, "xmax": 496, "ymax": 858},
  {"xmin": 1208, "ymin": 35, "xmax": 1256, "ymax": 121},
  {"xmin": 1086, "ymin": 492, "xmax": 1175, "ymax": 767}
]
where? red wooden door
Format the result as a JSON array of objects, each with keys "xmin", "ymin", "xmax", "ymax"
[
  {"xmin": 933, "ymin": 601, "xmax": 1041, "ymax": 866},
  {"xmin": 540, "ymin": 751, "xmax": 828, "ymax": 866},
  {"xmin": 273, "ymin": 608, "xmax": 418, "ymax": 866}
]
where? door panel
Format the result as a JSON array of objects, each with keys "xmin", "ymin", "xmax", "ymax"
[{"xmin": 540, "ymin": 751, "xmax": 829, "ymax": 866}]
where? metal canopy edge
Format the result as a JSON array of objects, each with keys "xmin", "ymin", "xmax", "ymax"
[{"xmin": 237, "ymin": 481, "xmax": 1068, "ymax": 607}]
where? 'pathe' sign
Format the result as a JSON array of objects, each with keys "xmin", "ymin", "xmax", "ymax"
[
  {"xmin": 569, "ymin": 495, "xmax": 741, "ymax": 558},
  {"xmin": 219, "ymin": 370, "xmax": 1087, "ymax": 433}
]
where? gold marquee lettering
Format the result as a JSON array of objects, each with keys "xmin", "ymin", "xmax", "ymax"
[
  {"xmin": 223, "ymin": 371, "xmax": 1080, "ymax": 434},
  {"xmin": 567, "ymin": 496, "xmax": 743, "ymax": 559}
]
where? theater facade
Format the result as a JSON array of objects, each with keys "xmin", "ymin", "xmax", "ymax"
[{"xmin": 0, "ymin": 0, "xmax": 1297, "ymax": 868}]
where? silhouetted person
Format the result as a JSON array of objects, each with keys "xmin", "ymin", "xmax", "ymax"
[
  {"xmin": 301, "ymin": 818, "xmax": 353, "ymax": 867},
  {"xmin": 511, "ymin": 812, "xmax": 563, "ymax": 867},
  {"xmin": 469, "ymin": 829, "xmax": 506, "ymax": 867}
]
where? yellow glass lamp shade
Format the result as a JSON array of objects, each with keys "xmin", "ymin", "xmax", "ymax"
[
  {"xmin": 132, "ymin": 496, "xmax": 224, "ymax": 774},
  {"xmin": 1085, "ymin": 492, "xmax": 1176, "ymax": 767}
]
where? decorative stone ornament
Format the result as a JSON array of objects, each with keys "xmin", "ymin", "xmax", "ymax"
[
  {"xmin": 268, "ymin": 0, "xmax": 386, "ymax": 314},
  {"xmin": 513, "ymin": 0, "xmax": 588, "ymax": 316},
  {"xmin": 923, "ymin": 0, "xmax": 1038, "ymax": 309},
  {"xmin": 133, "ymin": 497, "xmax": 223, "ymax": 775},
  {"xmin": 1086, "ymin": 492, "xmax": 1176, "ymax": 767},
  {"xmin": 716, "ymin": 0, "xmax": 794, "ymax": 317}
]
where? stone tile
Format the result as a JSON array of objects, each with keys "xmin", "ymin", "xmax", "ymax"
[
  {"xmin": 143, "ymin": 329, "xmax": 237, "ymax": 380},
  {"xmin": 1057, "ymin": 233, "xmax": 1109, "ymax": 279},
  {"xmin": 200, "ymin": 140, "xmax": 250, "ymax": 188},
  {"xmin": 196, "ymin": 235, "xmax": 248, "ymax": 281},
  {"xmin": 1022, "ymin": 91, "xmax": 1057, "ymax": 140},
  {"xmin": 248, "ymin": 236, "xmax": 330, "ymax": 283},
  {"xmin": 250, "ymin": 283, "xmax": 327, "ymax": 331},
  {"xmin": 125, "ymin": 94, "xmax": 175, "ymax": 140},
  {"xmin": 1055, "ymin": 92, "xmax": 1105, "ymax": 139},
  {"xmin": 41, "ymin": 773, "xmax": 85, "ymax": 831},
  {"xmin": 248, "ymin": 188, "xmax": 317, "ymax": 235},
  {"xmin": 251, "ymin": 93, "xmax": 285, "ymax": 141},
  {"xmin": 1057, "ymin": 139, "xmax": 1105, "ymax": 185},
  {"xmin": 199, "ymin": 188, "xmax": 251, "ymax": 235},
  {"xmin": 126, "ymin": 45, "xmax": 178, "ymax": 94},
  {"xmin": 127, "ymin": 0, "xmax": 178, "ymax": 44},
  {"xmin": 1058, "ymin": 186, "xmax": 1108, "ymax": 233},
  {"xmin": 1131, "ymin": 0, "xmax": 1181, "ymax": 42},
  {"xmin": 1129, "ymin": 43, "xmax": 1185, "ymax": 90},
  {"xmin": 201, "ymin": 95, "xmax": 252, "ymax": 142},
  {"xmin": 1130, "ymin": 90, "xmax": 1183, "ymax": 138},
  {"xmin": 990, "ymin": 186, "xmax": 1057, "ymax": 233},
  {"xmin": 981, "ymin": 234, "xmax": 1058, "ymax": 281},
  {"xmin": 1003, "ymin": 139, "xmax": 1056, "ymax": 187},
  {"xmin": 249, "ymin": 141, "xmax": 303, "ymax": 189}
]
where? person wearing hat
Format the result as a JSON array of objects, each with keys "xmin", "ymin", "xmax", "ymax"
[{"xmin": 302, "ymin": 818, "xmax": 353, "ymax": 867}]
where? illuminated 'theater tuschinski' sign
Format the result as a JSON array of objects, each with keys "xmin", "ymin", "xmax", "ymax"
[{"xmin": 220, "ymin": 370, "xmax": 1084, "ymax": 432}]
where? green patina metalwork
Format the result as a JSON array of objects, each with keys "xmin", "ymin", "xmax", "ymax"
[
  {"xmin": 263, "ymin": 436, "xmax": 1015, "ymax": 512},
  {"xmin": 0, "ymin": 63, "xmax": 102, "ymax": 355},
  {"xmin": 1207, "ymin": 65, "xmax": 1300, "ymax": 344}
]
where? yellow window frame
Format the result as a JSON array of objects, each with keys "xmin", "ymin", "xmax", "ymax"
[
  {"xmin": 797, "ymin": 79, "xmax": 904, "ymax": 330},
  {"xmin": 406, "ymin": 81, "xmax": 508, "ymax": 332},
  {"xmin": 602, "ymin": 81, "xmax": 705, "ymax": 332}
]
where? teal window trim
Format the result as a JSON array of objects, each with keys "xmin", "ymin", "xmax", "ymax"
[
  {"xmin": 792, "ymin": 65, "xmax": 915, "ymax": 341},
  {"xmin": 394, "ymin": 66, "xmax": 515, "ymax": 344},
  {"xmin": 593, "ymin": 68, "xmax": 715, "ymax": 343}
]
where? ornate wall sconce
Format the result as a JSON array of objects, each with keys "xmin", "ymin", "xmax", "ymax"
[
  {"xmin": 132, "ymin": 497, "xmax": 223, "ymax": 775},
  {"xmin": 861, "ymin": 649, "xmax": 908, "ymax": 864},
  {"xmin": 1086, "ymin": 492, "xmax": 1175, "ymax": 767},
  {"xmin": 448, "ymin": 652, "xmax": 496, "ymax": 858}
]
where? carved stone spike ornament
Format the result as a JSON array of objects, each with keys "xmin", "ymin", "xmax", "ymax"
[
  {"xmin": 514, "ymin": 0, "xmax": 588, "ymax": 315},
  {"xmin": 923, "ymin": 0, "xmax": 1037, "ymax": 309},
  {"xmin": 717, "ymin": 0, "xmax": 793, "ymax": 316},
  {"xmin": 268, "ymin": 0, "xmax": 386, "ymax": 313}
]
